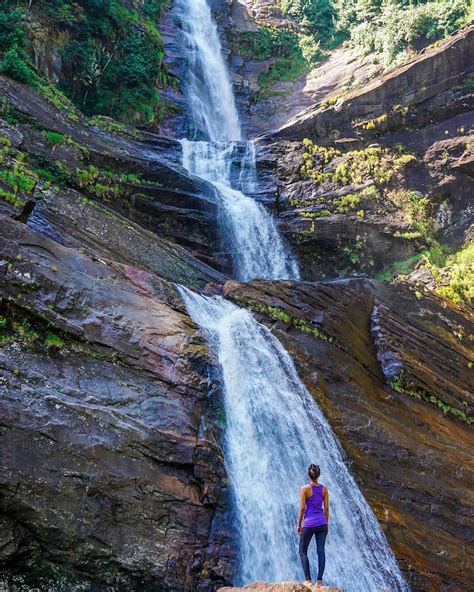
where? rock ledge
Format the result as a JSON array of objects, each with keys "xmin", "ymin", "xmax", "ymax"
[{"xmin": 219, "ymin": 581, "xmax": 343, "ymax": 592}]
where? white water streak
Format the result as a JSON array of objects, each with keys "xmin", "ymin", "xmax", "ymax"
[
  {"xmin": 179, "ymin": 287, "xmax": 411, "ymax": 592},
  {"xmin": 181, "ymin": 139, "xmax": 299, "ymax": 281},
  {"xmin": 174, "ymin": 0, "xmax": 241, "ymax": 141},
  {"xmin": 176, "ymin": 0, "xmax": 299, "ymax": 280}
]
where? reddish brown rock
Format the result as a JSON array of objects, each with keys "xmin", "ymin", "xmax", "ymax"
[{"xmin": 0, "ymin": 217, "xmax": 234, "ymax": 591}]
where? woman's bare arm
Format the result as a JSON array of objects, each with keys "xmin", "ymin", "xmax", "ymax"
[
  {"xmin": 323, "ymin": 486, "xmax": 329, "ymax": 527},
  {"xmin": 296, "ymin": 486, "xmax": 307, "ymax": 534}
]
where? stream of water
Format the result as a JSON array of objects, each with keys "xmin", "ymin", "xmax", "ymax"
[
  {"xmin": 175, "ymin": 0, "xmax": 299, "ymax": 281},
  {"xmin": 175, "ymin": 0, "xmax": 410, "ymax": 589},
  {"xmin": 178, "ymin": 288, "xmax": 410, "ymax": 591}
]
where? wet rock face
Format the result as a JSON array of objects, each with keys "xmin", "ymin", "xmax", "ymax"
[
  {"xmin": 0, "ymin": 218, "xmax": 234, "ymax": 591},
  {"xmin": 0, "ymin": 75, "xmax": 232, "ymax": 276},
  {"xmin": 223, "ymin": 279, "xmax": 473, "ymax": 592}
]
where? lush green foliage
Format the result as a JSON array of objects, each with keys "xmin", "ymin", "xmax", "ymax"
[
  {"xmin": 278, "ymin": 0, "xmax": 471, "ymax": 65},
  {"xmin": 232, "ymin": 25, "xmax": 321, "ymax": 96},
  {"xmin": 0, "ymin": 3, "xmax": 38, "ymax": 85},
  {"xmin": 335, "ymin": 0, "xmax": 471, "ymax": 64},
  {"xmin": 279, "ymin": 0, "xmax": 340, "ymax": 47},
  {"xmin": 300, "ymin": 139, "xmax": 416, "ymax": 186},
  {"xmin": 0, "ymin": 0, "xmax": 171, "ymax": 125},
  {"xmin": 429, "ymin": 242, "xmax": 474, "ymax": 305},
  {"xmin": 233, "ymin": 27, "xmax": 302, "ymax": 61}
]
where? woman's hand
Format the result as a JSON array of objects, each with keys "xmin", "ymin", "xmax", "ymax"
[{"xmin": 296, "ymin": 524, "xmax": 302, "ymax": 535}]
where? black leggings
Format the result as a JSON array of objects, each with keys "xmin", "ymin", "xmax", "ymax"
[{"xmin": 299, "ymin": 525, "xmax": 328, "ymax": 582}]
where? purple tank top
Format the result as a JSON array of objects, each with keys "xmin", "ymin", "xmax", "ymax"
[{"xmin": 302, "ymin": 484, "xmax": 327, "ymax": 528}]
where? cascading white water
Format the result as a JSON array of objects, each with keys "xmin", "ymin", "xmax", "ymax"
[
  {"xmin": 181, "ymin": 140, "xmax": 300, "ymax": 281},
  {"xmin": 174, "ymin": 1, "xmax": 408, "ymax": 589},
  {"xmin": 175, "ymin": 0, "xmax": 241, "ymax": 141},
  {"xmin": 178, "ymin": 287, "xmax": 411, "ymax": 592},
  {"xmin": 175, "ymin": 0, "xmax": 299, "ymax": 281}
]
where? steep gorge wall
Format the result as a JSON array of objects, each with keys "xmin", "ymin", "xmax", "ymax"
[
  {"xmin": 223, "ymin": 279, "xmax": 473, "ymax": 591},
  {"xmin": 0, "ymin": 4, "xmax": 473, "ymax": 592}
]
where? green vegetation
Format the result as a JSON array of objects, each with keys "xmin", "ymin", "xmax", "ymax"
[
  {"xmin": 388, "ymin": 189, "xmax": 435, "ymax": 243},
  {"xmin": 0, "ymin": 97, "xmax": 21, "ymax": 124},
  {"xmin": 45, "ymin": 131, "xmax": 66, "ymax": 145},
  {"xmin": 232, "ymin": 26, "xmax": 320, "ymax": 96},
  {"xmin": 44, "ymin": 331, "xmax": 65, "ymax": 349},
  {"xmin": 276, "ymin": 0, "xmax": 472, "ymax": 66},
  {"xmin": 0, "ymin": 2, "xmax": 81, "ymax": 119},
  {"xmin": 376, "ymin": 241, "xmax": 473, "ymax": 308},
  {"xmin": 279, "ymin": 0, "xmax": 342, "ymax": 48},
  {"xmin": 361, "ymin": 114, "xmax": 388, "ymax": 132},
  {"xmin": 232, "ymin": 297, "xmax": 335, "ymax": 344},
  {"xmin": 28, "ymin": 155, "xmax": 70, "ymax": 187},
  {"xmin": 333, "ymin": 192, "xmax": 360, "ymax": 213},
  {"xmin": 1, "ymin": 303, "xmax": 68, "ymax": 351},
  {"xmin": 300, "ymin": 139, "xmax": 416, "ymax": 187},
  {"xmin": 0, "ymin": 0, "xmax": 172, "ymax": 125},
  {"xmin": 429, "ymin": 242, "xmax": 474, "ymax": 305},
  {"xmin": 88, "ymin": 115, "xmax": 141, "ymax": 140},
  {"xmin": 43, "ymin": 130, "xmax": 90, "ymax": 158},
  {"xmin": 334, "ymin": 0, "xmax": 471, "ymax": 65},
  {"xmin": 375, "ymin": 247, "xmax": 444, "ymax": 282},
  {"xmin": 75, "ymin": 165, "xmax": 124, "ymax": 200},
  {"xmin": 0, "ymin": 139, "xmax": 41, "ymax": 206},
  {"xmin": 390, "ymin": 370, "xmax": 472, "ymax": 424}
]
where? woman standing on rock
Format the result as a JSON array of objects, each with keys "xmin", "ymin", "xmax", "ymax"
[{"xmin": 296, "ymin": 464, "xmax": 329, "ymax": 587}]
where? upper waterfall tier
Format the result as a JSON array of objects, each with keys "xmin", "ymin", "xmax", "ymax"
[
  {"xmin": 181, "ymin": 140, "xmax": 300, "ymax": 281},
  {"xmin": 174, "ymin": 0, "xmax": 242, "ymax": 141}
]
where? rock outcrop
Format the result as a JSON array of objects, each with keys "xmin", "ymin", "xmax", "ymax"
[
  {"xmin": 0, "ymin": 217, "xmax": 234, "ymax": 591},
  {"xmin": 0, "ymin": 75, "xmax": 231, "ymax": 277},
  {"xmin": 219, "ymin": 581, "xmax": 342, "ymax": 592},
  {"xmin": 270, "ymin": 25, "xmax": 474, "ymax": 142},
  {"xmin": 254, "ymin": 25, "xmax": 473, "ymax": 281}
]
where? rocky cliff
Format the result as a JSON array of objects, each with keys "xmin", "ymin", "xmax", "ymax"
[
  {"xmin": 0, "ymin": 3, "xmax": 473, "ymax": 592},
  {"xmin": 255, "ymin": 25, "xmax": 473, "ymax": 283},
  {"xmin": 1, "ymin": 218, "xmax": 234, "ymax": 592}
]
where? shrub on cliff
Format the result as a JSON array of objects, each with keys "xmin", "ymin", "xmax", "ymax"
[
  {"xmin": 335, "ymin": 0, "xmax": 472, "ymax": 64},
  {"xmin": 279, "ymin": 0, "xmax": 340, "ymax": 47},
  {"xmin": 278, "ymin": 0, "xmax": 471, "ymax": 64},
  {"xmin": 0, "ymin": 0, "xmax": 171, "ymax": 126}
]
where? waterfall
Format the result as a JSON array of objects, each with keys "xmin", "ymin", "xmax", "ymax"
[
  {"xmin": 174, "ymin": 1, "xmax": 409, "ymax": 589},
  {"xmin": 181, "ymin": 140, "xmax": 300, "ymax": 281},
  {"xmin": 178, "ymin": 287, "xmax": 411, "ymax": 592},
  {"xmin": 174, "ymin": 0, "xmax": 241, "ymax": 141},
  {"xmin": 175, "ymin": 0, "xmax": 299, "ymax": 281}
]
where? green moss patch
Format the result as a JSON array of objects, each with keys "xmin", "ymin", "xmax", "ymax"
[
  {"xmin": 390, "ymin": 371, "xmax": 472, "ymax": 425},
  {"xmin": 0, "ymin": 301, "xmax": 66, "ymax": 350},
  {"xmin": 232, "ymin": 296, "xmax": 335, "ymax": 344}
]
